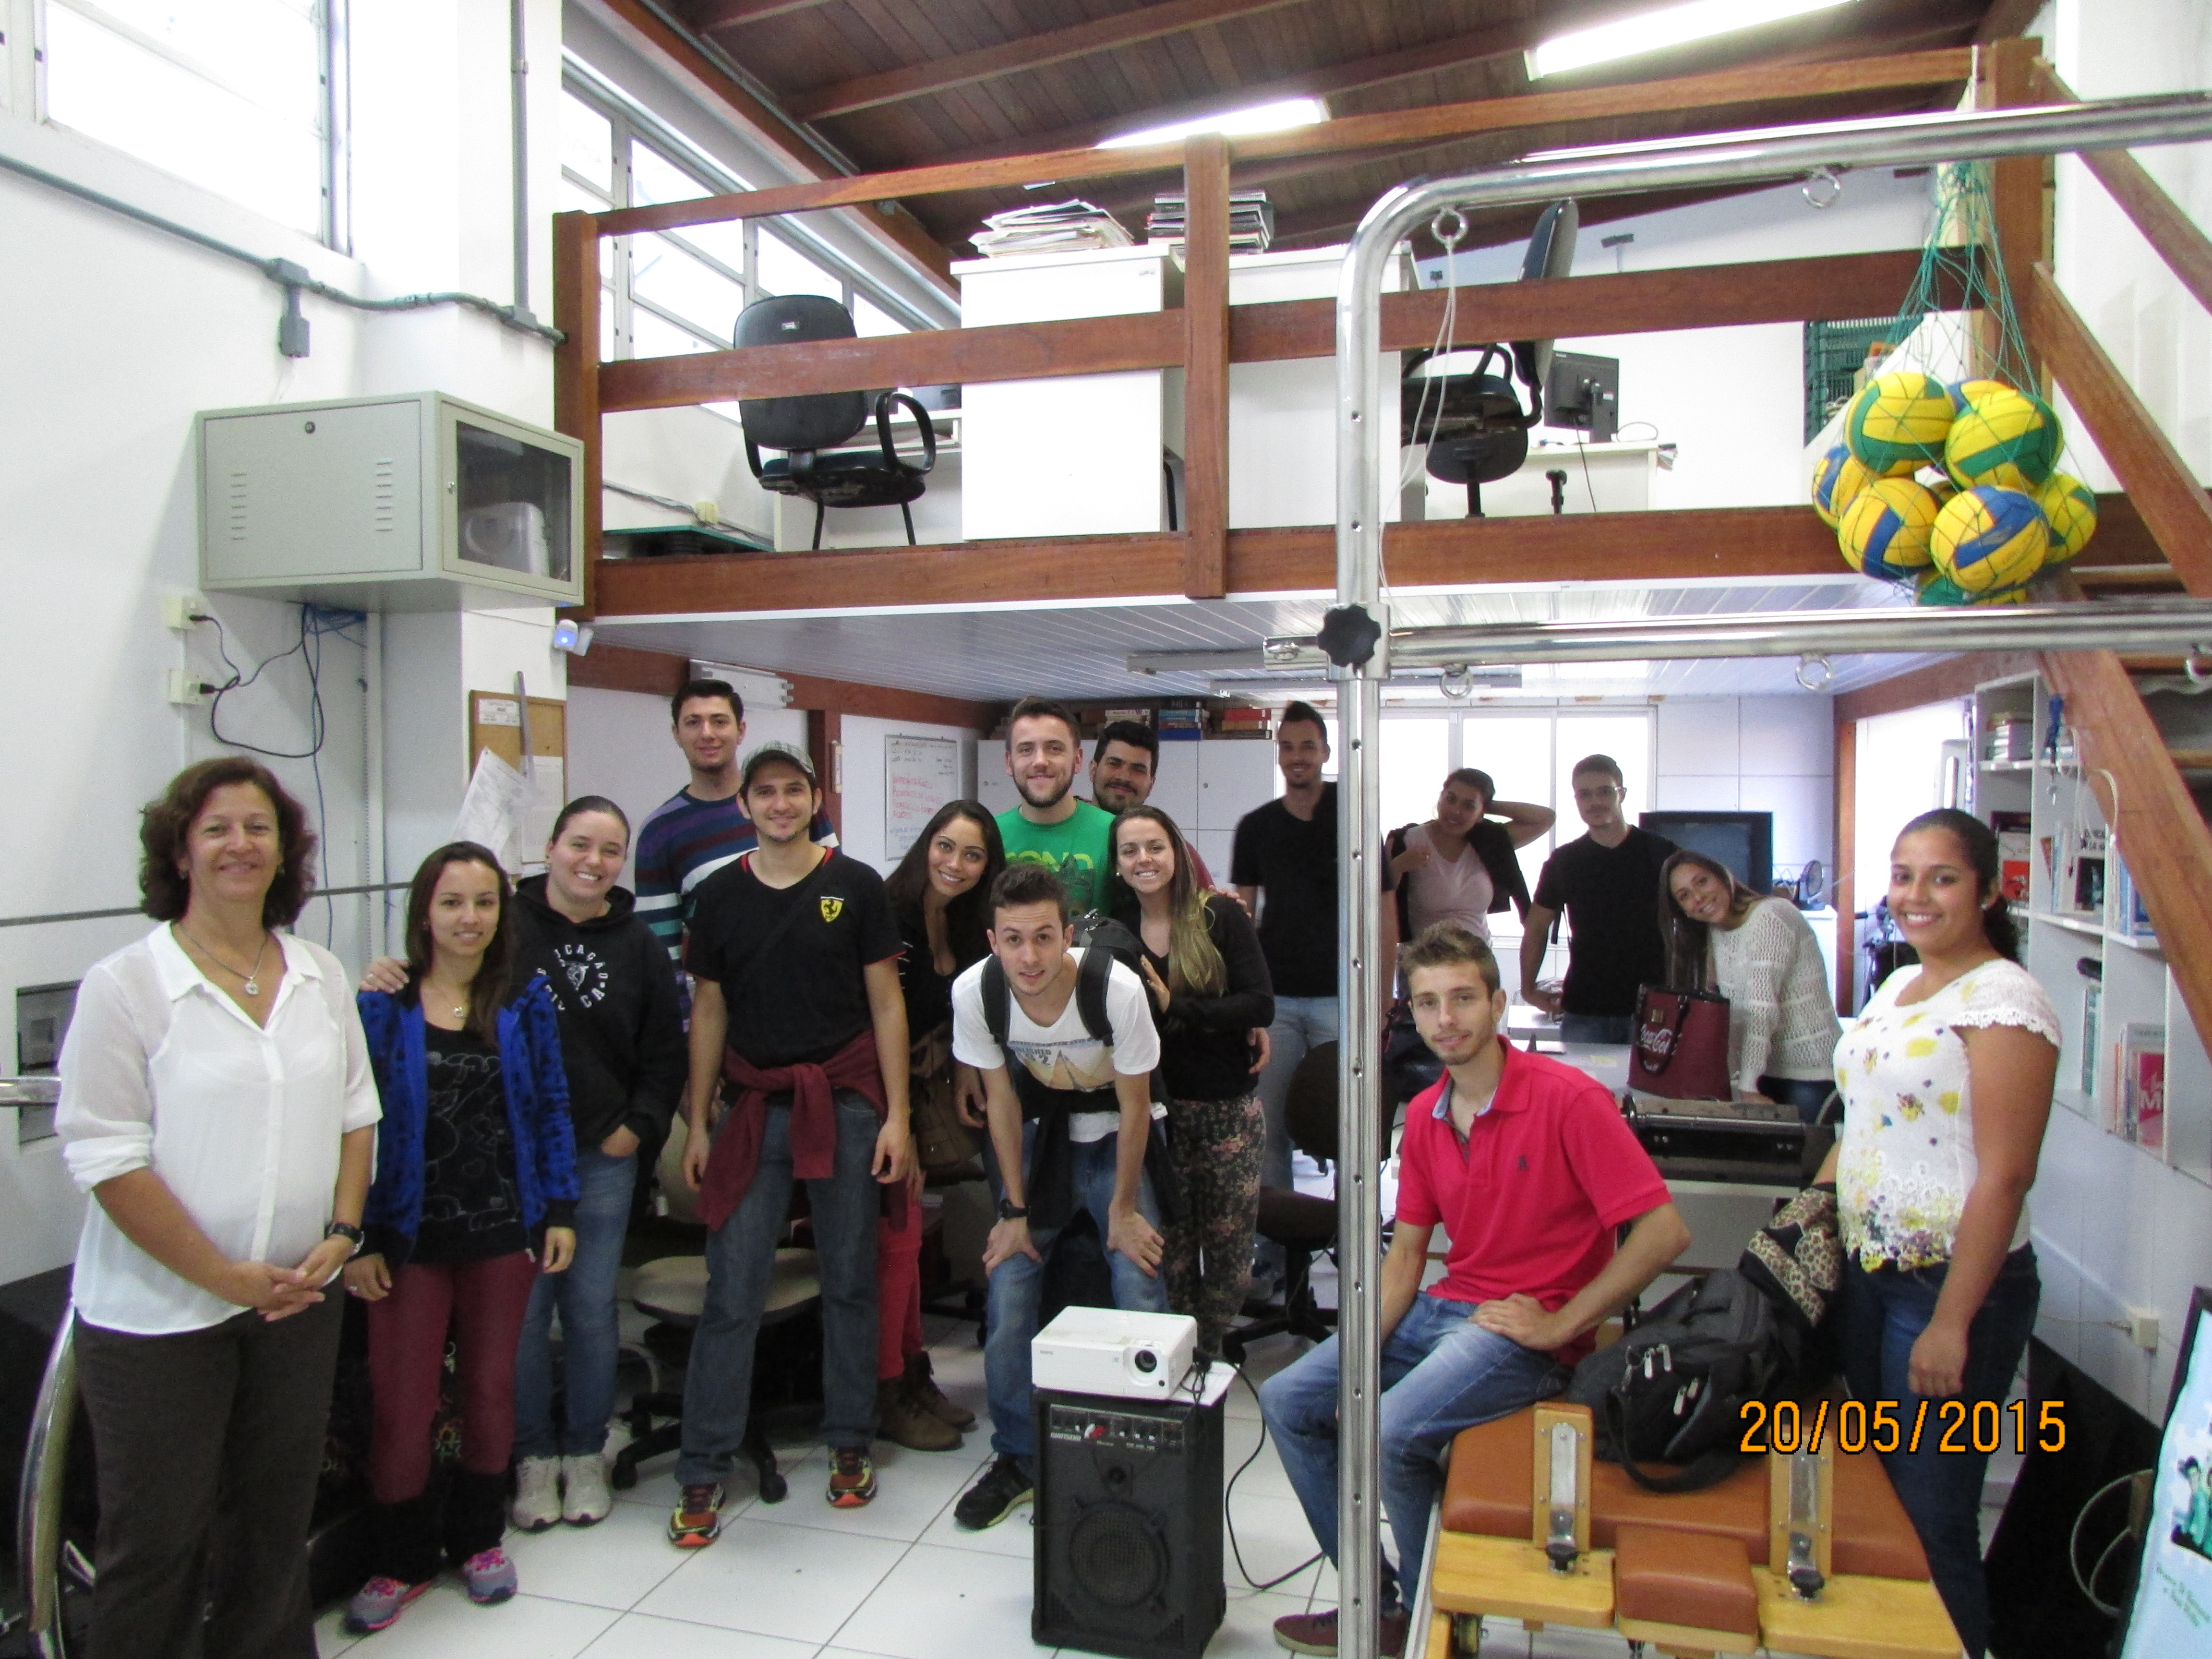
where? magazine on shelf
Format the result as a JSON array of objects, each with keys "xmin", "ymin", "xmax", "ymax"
[
  {"xmin": 1991, "ymin": 811, "xmax": 2031, "ymax": 905},
  {"xmin": 2082, "ymin": 981, "xmax": 2102, "ymax": 1100},
  {"xmin": 2122, "ymin": 1023, "xmax": 2167, "ymax": 1153},
  {"xmin": 2114, "ymin": 857, "xmax": 2159, "ymax": 942},
  {"xmin": 969, "ymin": 200, "xmax": 1133, "ymax": 257}
]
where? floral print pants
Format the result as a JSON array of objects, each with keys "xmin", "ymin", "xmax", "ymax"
[{"xmin": 1164, "ymin": 1092, "xmax": 1265, "ymax": 1356}]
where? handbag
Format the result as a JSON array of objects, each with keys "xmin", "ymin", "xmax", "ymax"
[
  {"xmin": 906, "ymin": 1023, "xmax": 980, "ymax": 1176},
  {"xmin": 1628, "ymin": 984, "xmax": 1733, "ymax": 1100}
]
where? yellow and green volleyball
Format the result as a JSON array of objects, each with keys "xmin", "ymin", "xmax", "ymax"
[
  {"xmin": 2036, "ymin": 471, "xmax": 2098, "ymax": 561},
  {"xmin": 1845, "ymin": 371, "xmax": 1956, "ymax": 475},
  {"xmin": 1930, "ymin": 485, "xmax": 2050, "ymax": 593},
  {"xmin": 1811, "ymin": 445, "xmax": 1885, "ymax": 529},
  {"xmin": 1947, "ymin": 376, "xmax": 2011, "ymax": 414},
  {"xmin": 1838, "ymin": 477, "xmax": 1941, "ymax": 583},
  {"xmin": 1945, "ymin": 387, "xmax": 2061, "ymax": 492},
  {"xmin": 1916, "ymin": 569, "xmax": 2031, "ymax": 607}
]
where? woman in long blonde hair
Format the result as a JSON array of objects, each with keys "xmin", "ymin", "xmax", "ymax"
[{"xmin": 1109, "ymin": 805, "xmax": 1274, "ymax": 1360}]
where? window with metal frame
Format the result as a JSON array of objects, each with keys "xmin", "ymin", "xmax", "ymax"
[{"xmin": 40, "ymin": 0, "xmax": 340, "ymax": 244}]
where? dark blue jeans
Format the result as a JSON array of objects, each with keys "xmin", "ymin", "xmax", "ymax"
[
  {"xmin": 677, "ymin": 1095, "xmax": 882, "ymax": 1486},
  {"xmin": 1560, "ymin": 1013, "xmax": 1631, "ymax": 1045},
  {"xmin": 513, "ymin": 1147, "xmax": 636, "ymax": 1458},
  {"xmin": 1839, "ymin": 1244, "xmax": 2039, "ymax": 1659}
]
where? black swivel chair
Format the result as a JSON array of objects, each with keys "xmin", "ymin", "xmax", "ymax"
[
  {"xmin": 734, "ymin": 294, "xmax": 938, "ymax": 549},
  {"xmin": 1221, "ymin": 1043, "xmax": 1342, "ymax": 1363}
]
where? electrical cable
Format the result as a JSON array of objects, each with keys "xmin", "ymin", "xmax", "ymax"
[{"xmin": 1222, "ymin": 1363, "xmax": 1326, "ymax": 1592}]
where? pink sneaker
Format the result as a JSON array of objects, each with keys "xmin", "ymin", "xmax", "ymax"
[{"xmin": 460, "ymin": 1546, "xmax": 517, "ymax": 1605}]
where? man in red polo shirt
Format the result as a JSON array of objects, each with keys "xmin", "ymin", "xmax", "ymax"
[{"xmin": 1261, "ymin": 922, "xmax": 1689, "ymax": 1658}]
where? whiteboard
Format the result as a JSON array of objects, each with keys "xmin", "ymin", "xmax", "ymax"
[{"xmin": 886, "ymin": 735, "xmax": 960, "ymax": 860}]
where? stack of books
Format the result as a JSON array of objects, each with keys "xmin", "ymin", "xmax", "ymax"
[
  {"xmin": 1157, "ymin": 704, "xmax": 1206, "ymax": 742},
  {"xmin": 1146, "ymin": 190, "xmax": 1274, "ymax": 252},
  {"xmin": 970, "ymin": 201, "xmax": 1132, "ymax": 258},
  {"xmin": 1217, "ymin": 706, "xmax": 1272, "ymax": 737}
]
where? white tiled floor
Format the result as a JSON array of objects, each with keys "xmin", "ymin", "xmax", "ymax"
[{"xmin": 311, "ymin": 1310, "xmax": 1906, "ymax": 1659}]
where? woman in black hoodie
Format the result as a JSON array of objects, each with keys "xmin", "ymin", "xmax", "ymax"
[{"xmin": 362, "ymin": 796, "xmax": 684, "ymax": 1531}]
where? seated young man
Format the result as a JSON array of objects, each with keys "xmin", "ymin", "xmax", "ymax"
[
  {"xmin": 949, "ymin": 864, "xmax": 1172, "ymax": 1532},
  {"xmin": 1261, "ymin": 921, "xmax": 1689, "ymax": 1658}
]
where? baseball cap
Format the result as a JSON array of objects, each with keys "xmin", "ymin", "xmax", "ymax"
[{"xmin": 739, "ymin": 741, "xmax": 818, "ymax": 793}]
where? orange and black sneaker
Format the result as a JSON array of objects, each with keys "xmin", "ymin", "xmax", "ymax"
[
  {"xmin": 668, "ymin": 1482, "xmax": 724, "ymax": 1547},
  {"xmin": 827, "ymin": 1447, "xmax": 877, "ymax": 1508}
]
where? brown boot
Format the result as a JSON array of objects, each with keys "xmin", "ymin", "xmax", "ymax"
[
  {"xmin": 906, "ymin": 1352, "xmax": 977, "ymax": 1431},
  {"xmin": 878, "ymin": 1375, "xmax": 962, "ymax": 1451}
]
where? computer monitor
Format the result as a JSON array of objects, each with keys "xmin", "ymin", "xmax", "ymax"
[
  {"xmin": 1544, "ymin": 350, "xmax": 1620, "ymax": 443},
  {"xmin": 1639, "ymin": 810, "xmax": 1773, "ymax": 897}
]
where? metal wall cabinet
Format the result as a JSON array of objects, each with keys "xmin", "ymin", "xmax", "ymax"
[{"xmin": 196, "ymin": 391, "xmax": 585, "ymax": 609}]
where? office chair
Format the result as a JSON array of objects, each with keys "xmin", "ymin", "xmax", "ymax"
[
  {"xmin": 609, "ymin": 1115, "xmax": 822, "ymax": 1502},
  {"xmin": 734, "ymin": 294, "xmax": 938, "ymax": 549},
  {"xmin": 1221, "ymin": 1043, "xmax": 1342, "ymax": 1363},
  {"xmin": 1401, "ymin": 198, "xmax": 1580, "ymax": 516}
]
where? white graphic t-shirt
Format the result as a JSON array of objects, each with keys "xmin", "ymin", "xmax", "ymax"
[{"xmin": 951, "ymin": 948, "xmax": 1161, "ymax": 1142}]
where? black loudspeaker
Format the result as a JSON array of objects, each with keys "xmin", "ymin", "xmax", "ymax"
[{"xmin": 1033, "ymin": 1389, "xmax": 1225, "ymax": 1659}]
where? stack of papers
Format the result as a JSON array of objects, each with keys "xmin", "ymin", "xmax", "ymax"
[
  {"xmin": 969, "ymin": 200, "xmax": 1132, "ymax": 257},
  {"xmin": 1146, "ymin": 190, "xmax": 1274, "ymax": 252}
]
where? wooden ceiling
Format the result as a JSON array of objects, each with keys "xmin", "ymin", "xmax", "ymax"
[{"xmin": 671, "ymin": 0, "xmax": 2042, "ymax": 261}]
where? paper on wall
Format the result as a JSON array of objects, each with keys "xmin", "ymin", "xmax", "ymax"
[{"xmin": 454, "ymin": 748, "xmax": 527, "ymax": 866}]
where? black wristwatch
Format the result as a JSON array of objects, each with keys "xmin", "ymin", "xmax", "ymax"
[
  {"xmin": 325, "ymin": 1221, "xmax": 364, "ymax": 1256},
  {"xmin": 998, "ymin": 1200, "xmax": 1029, "ymax": 1224}
]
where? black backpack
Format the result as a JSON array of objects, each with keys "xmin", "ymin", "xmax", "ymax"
[
  {"xmin": 977, "ymin": 914, "xmax": 1144, "ymax": 1076},
  {"xmin": 1564, "ymin": 1268, "xmax": 1796, "ymax": 1493}
]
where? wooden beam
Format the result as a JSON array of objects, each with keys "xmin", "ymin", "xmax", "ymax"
[
  {"xmin": 599, "ymin": 310, "xmax": 1185, "ymax": 412},
  {"xmin": 553, "ymin": 210, "xmax": 603, "ymax": 616},
  {"xmin": 1975, "ymin": 0, "xmax": 2048, "ymax": 42},
  {"xmin": 1835, "ymin": 651, "xmax": 2043, "ymax": 722},
  {"xmin": 589, "ymin": 48, "xmax": 1973, "ymax": 237},
  {"xmin": 1182, "ymin": 134, "xmax": 1231, "ymax": 601},
  {"xmin": 565, "ymin": 640, "xmax": 688, "ymax": 698},
  {"xmin": 783, "ymin": 0, "xmax": 1311, "ymax": 122},
  {"xmin": 591, "ymin": 0, "xmax": 954, "ymax": 290},
  {"xmin": 2036, "ymin": 66, "xmax": 2212, "ymax": 318},
  {"xmin": 591, "ymin": 505, "xmax": 1852, "ymax": 617},
  {"xmin": 690, "ymin": 0, "xmax": 836, "ymax": 28},
  {"xmin": 2031, "ymin": 264, "xmax": 2212, "ymax": 596},
  {"xmin": 564, "ymin": 639, "xmax": 998, "ymax": 729},
  {"xmin": 597, "ymin": 249, "xmax": 1963, "ymax": 414},
  {"xmin": 807, "ymin": 708, "xmax": 843, "ymax": 836},
  {"xmin": 2042, "ymin": 645, "xmax": 2212, "ymax": 1056},
  {"xmin": 1973, "ymin": 36, "xmax": 2046, "ymax": 381}
]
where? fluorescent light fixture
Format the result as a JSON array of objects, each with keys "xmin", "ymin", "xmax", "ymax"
[
  {"xmin": 1527, "ymin": 0, "xmax": 1853, "ymax": 79},
  {"xmin": 1098, "ymin": 97, "xmax": 1326, "ymax": 150}
]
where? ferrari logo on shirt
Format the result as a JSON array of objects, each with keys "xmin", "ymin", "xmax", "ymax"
[{"xmin": 819, "ymin": 896, "xmax": 845, "ymax": 923}]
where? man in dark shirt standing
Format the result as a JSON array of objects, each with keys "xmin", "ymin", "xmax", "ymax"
[
  {"xmin": 1231, "ymin": 702, "xmax": 1392, "ymax": 1291},
  {"xmin": 668, "ymin": 744, "xmax": 912, "ymax": 1547},
  {"xmin": 1519, "ymin": 752, "xmax": 1676, "ymax": 1045}
]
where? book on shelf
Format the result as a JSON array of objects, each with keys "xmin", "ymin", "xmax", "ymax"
[
  {"xmin": 2118, "ymin": 1023, "xmax": 2166, "ymax": 1151},
  {"xmin": 2112, "ymin": 856, "xmax": 2157, "ymax": 942},
  {"xmin": 1146, "ymin": 189, "xmax": 1275, "ymax": 252},
  {"xmin": 2081, "ymin": 981, "xmax": 2102, "ymax": 1099},
  {"xmin": 1991, "ymin": 810, "xmax": 2031, "ymax": 904},
  {"xmin": 969, "ymin": 200, "xmax": 1133, "ymax": 257},
  {"xmin": 1987, "ymin": 718, "xmax": 2032, "ymax": 762}
]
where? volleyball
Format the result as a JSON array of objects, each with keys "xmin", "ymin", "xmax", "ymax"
[
  {"xmin": 1945, "ymin": 387, "xmax": 2061, "ymax": 491},
  {"xmin": 1844, "ymin": 371, "xmax": 1957, "ymax": 475},
  {"xmin": 1811, "ymin": 445, "xmax": 1884, "ymax": 528},
  {"xmin": 1916, "ymin": 569, "xmax": 2030, "ymax": 607},
  {"xmin": 2036, "ymin": 471, "xmax": 2099, "ymax": 561},
  {"xmin": 1930, "ymin": 486, "xmax": 2050, "ymax": 593},
  {"xmin": 1947, "ymin": 377, "xmax": 2010, "ymax": 414},
  {"xmin": 1838, "ymin": 477, "xmax": 1941, "ymax": 583}
]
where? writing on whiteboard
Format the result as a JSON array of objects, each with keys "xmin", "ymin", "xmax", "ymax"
[{"xmin": 886, "ymin": 735, "xmax": 960, "ymax": 859}]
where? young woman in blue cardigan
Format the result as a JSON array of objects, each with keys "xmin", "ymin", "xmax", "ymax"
[{"xmin": 343, "ymin": 842, "xmax": 578, "ymax": 1633}]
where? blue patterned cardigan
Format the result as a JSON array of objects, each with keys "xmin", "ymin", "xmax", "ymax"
[{"xmin": 358, "ymin": 975, "xmax": 580, "ymax": 1265}]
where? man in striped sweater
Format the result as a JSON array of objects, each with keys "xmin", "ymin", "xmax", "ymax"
[{"xmin": 634, "ymin": 679, "xmax": 837, "ymax": 967}]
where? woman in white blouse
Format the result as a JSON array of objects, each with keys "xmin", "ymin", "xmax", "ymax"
[
  {"xmin": 57, "ymin": 759, "xmax": 380, "ymax": 1659},
  {"xmin": 1813, "ymin": 808, "xmax": 2056, "ymax": 1659},
  {"xmin": 1659, "ymin": 849, "xmax": 1843, "ymax": 1119}
]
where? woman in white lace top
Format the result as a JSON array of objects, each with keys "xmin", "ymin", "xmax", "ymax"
[
  {"xmin": 1659, "ymin": 850, "xmax": 1842, "ymax": 1119},
  {"xmin": 1812, "ymin": 807, "xmax": 2057, "ymax": 1659}
]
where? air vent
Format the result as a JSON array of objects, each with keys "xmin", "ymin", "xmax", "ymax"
[
  {"xmin": 371, "ymin": 457, "xmax": 397, "ymax": 531},
  {"xmin": 227, "ymin": 470, "xmax": 249, "ymax": 541}
]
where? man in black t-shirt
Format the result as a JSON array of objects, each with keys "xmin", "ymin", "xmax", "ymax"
[
  {"xmin": 1520, "ymin": 752, "xmax": 1676, "ymax": 1044},
  {"xmin": 1230, "ymin": 703, "xmax": 1393, "ymax": 1290},
  {"xmin": 668, "ymin": 744, "xmax": 912, "ymax": 1547}
]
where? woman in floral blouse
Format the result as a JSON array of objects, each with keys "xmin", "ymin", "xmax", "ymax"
[{"xmin": 1814, "ymin": 807, "xmax": 2056, "ymax": 1659}]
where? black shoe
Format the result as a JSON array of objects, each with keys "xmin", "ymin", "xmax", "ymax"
[{"xmin": 954, "ymin": 1455, "xmax": 1034, "ymax": 1530}]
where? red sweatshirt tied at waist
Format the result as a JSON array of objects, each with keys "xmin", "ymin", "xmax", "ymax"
[{"xmin": 697, "ymin": 1029, "xmax": 907, "ymax": 1231}]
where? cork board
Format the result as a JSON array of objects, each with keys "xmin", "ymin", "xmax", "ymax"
[{"xmin": 468, "ymin": 692, "xmax": 566, "ymax": 777}]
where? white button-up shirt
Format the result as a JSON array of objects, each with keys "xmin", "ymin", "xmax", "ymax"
[{"xmin": 58, "ymin": 926, "xmax": 382, "ymax": 1335}]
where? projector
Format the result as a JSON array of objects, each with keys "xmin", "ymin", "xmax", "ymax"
[{"xmin": 1032, "ymin": 1307, "xmax": 1199, "ymax": 1401}]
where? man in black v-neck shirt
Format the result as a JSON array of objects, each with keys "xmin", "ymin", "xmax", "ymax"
[{"xmin": 1521, "ymin": 753, "xmax": 1675, "ymax": 1044}]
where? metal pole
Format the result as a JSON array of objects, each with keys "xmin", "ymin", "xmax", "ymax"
[{"xmin": 1326, "ymin": 90, "xmax": 2212, "ymax": 1659}]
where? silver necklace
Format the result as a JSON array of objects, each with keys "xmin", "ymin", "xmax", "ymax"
[{"xmin": 176, "ymin": 924, "xmax": 272, "ymax": 996}]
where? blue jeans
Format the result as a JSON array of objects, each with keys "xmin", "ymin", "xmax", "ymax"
[
  {"xmin": 677, "ymin": 1094, "xmax": 882, "ymax": 1484},
  {"xmin": 1254, "ymin": 996, "xmax": 1339, "ymax": 1282},
  {"xmin": 1260, "ymin": 1292, "xmax": 1569, "ymax": 1611},
  {"xmin": 985, "ymin": 1121, "xmax": 1169, "ymax": 1468},
  {"xmin": 514, "ymin": 1147, "xmax": 636, "ymax": 1458},
  {"xmin": 1560, "ymin": 1013, "xmax": 1632, "ymax": 1045},
  {"xmin": 1839, "ymin": 1244, "xmax": 2039, "ymax": 1659}
]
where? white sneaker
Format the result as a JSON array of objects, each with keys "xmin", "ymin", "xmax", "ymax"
[
  {"xmin": 512, "ymin": 1455, "xmax": 563, "ymax": 1532},
  {"xmin": 562, "ymin": 1452, "xmax": 613, "ymax": 1526}
]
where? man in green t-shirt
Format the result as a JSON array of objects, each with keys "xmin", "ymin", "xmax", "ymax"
[{"xmin": 996, "ymin": 697, "xmax": 1117, "ymax": 914}]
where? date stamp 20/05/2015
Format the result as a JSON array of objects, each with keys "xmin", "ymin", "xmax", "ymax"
[{"xmin": 1739, "ymin": 1397, "xmax": 2066, "ymax": 1456}]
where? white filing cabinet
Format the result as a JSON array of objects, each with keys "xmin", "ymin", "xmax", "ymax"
[
  {"xmin": 956, "ymin": 245, "xmax": 1174, "ymax": 540},
  {"xmin": 1196, "ymin": 740, "xmax": 1278, "ymax": 831},
  {"xmin": 1148, "ymin": 742, "xmax": 1201, "ymax": 828}
]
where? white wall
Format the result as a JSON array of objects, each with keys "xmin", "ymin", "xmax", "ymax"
[
  {"xmin": 1654, "ymin": 696, "xmax": 1836, "ymax": 874},
  {"xmin": 836, "ymin": 715, "xmax": 982, "ymax": 875}
]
